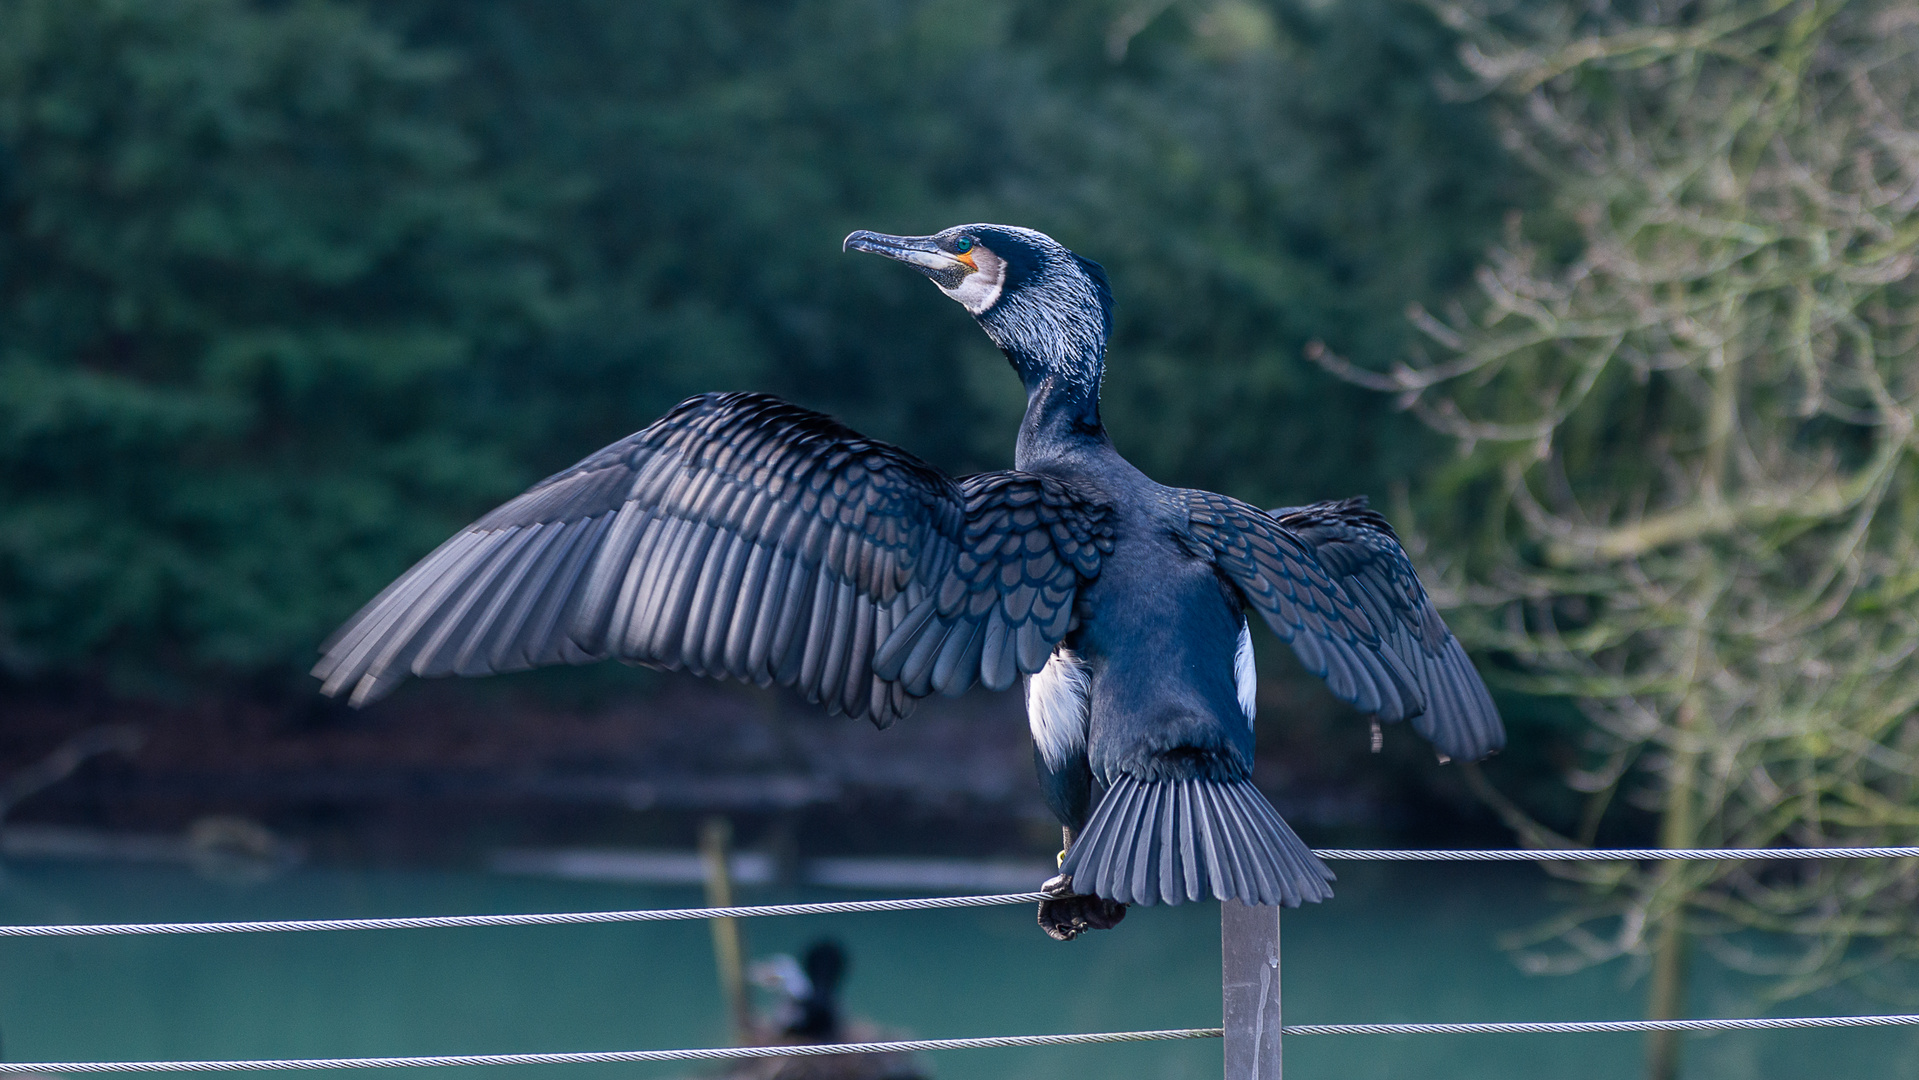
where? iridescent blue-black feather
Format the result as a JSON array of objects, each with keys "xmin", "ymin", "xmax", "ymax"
[
  {"xmin": 315, "ymin": 392, "xmax": 1109, "ymax": 725},
  {"xmin": 1271, "ymin": 497, "xmax": 1505, "ymax": 762},
  {"xmin": 1176, "ymin": 490, "xmax": 1424, "ymax": 724}
]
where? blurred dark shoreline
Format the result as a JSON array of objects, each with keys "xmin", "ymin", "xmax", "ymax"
[{"xmin": 0, "ymin": 667, "xmax": 1513, "ymax": 873}]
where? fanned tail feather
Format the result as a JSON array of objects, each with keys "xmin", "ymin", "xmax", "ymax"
[{"xmin": 1060, "ymin": 774, "xmax": 1334, "ymax": 907}]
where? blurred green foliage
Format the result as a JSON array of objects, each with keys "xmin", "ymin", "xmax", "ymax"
[
  {"xmin": 0, "ymin": 0, "xmax": 1525, "ymax": 697},
  {"xmin": 0, "ymin": 0, "xmax": 550, "ymax": 690}
]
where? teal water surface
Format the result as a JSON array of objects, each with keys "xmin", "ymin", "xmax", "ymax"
[{"xmin": 0, "ymin": 858, "xmax": 1911, "ymax": 1079}]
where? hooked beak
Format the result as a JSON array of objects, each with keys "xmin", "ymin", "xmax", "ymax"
[{"xmin": 844, "ymin": 230, "xmax": 972, "ymax": 289}]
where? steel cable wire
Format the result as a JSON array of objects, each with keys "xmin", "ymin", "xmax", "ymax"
[
  {"xmin": 13, "ymin": 1015, "xmax": 1919, "ymax": 1072},
  {"xmin": 0, "ymin": 891, "xmax": 1049, "ymax": 938},
  {"xmin": 1282, "ymin": 1014, "xmax": 1919, "ymax": 1035},
  {"xmin": 1312, "ymin": 847, "xmax": 1919, "ymax": 861},
  {"xmin": 0, "ymin": 1028, "xmax": 1224, "ymax": 1073},
  {"xmin": 3, "ymin": 847, "xmax": 1915, "ymax": 938}
]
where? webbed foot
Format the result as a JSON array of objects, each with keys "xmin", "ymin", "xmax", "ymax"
[{"xmin": 1037, "ymin": 873, "xmax": 1127, "ymax": 941}]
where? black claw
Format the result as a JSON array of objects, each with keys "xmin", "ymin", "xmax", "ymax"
[{"xmin": 1036, "ymin": 875, "xmax": 1127, "ymax": 941}]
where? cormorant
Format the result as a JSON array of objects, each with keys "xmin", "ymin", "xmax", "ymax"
[
  {"xmin": 771, "ymin": 939, "xmax": 846, "ymax": 1042},
  {"xmin": 314, "ymin": 224, "xmax": 1503, "ymax": 938},
  {"xmin": 743, "ymin": 940, "xmax": 927, "ymax": 1080}
]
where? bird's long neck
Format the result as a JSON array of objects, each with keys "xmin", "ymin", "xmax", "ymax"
[
  {"xmin": 1011, "ymin": 354, "xmax": 1107, "ymax": 472},
  {"xmin": 977, "ymin": 274, "xmax": 1113, "ymax": 472}
]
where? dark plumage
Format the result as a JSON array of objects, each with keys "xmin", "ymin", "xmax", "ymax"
[
  {"xmin": 314, "ymin": 223, "xmax": 1504, "ymax": 929},
  {"xmin": 315, "ymin": 394, "xmax": 1109, "ymax": 722},
  {"xmin": 1270, "ymin": 498, "xmax": 1505, "ymax": 763},
  {"xmin": 787, "ymin": 940, "xmax": 847, "ymax": 1042}
]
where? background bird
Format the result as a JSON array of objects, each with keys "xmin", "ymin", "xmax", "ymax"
[
  {"xmin": 313, "ymin": 223, "xmax": 1503, "ymax": 939},
  {"xmin": 739, "ymin": 939, "xmax": 928, "ymax": 1080}
]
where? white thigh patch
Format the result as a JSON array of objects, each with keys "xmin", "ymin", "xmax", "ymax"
[
  {"xmin": 1235, "ymin": 618, "xmax": 1257, "ymax": 728},
  {"xmin": 1025, "ymin": 648, "xmax": 1090, "ymax": 772}
]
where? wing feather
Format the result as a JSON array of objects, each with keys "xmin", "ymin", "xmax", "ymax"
[
  {"xmin": 483, "ymin": 513, "xmax": 601, "ymax": 670},
  {"xmin": 524, "ymin": 510, "xmax": 620, "ymax": 664},
  {"xmin": 316, "ymin": 529, "xmax": 487, "ymax": 688},
  {"xmin": 698, "ymin": 533, "xmax": 751, "ymax": 674},
  {"xmin": 767, "ymin": 548, "xmax": 815, "ymax": 677},
  {"xmin": 746, "ymin": 548, "xmax": 794, "ymax": 676},
  {"xmin": 722, "ymin": 541, "xmax": 774, "ymax": 678},
  {"xmin": 457, "ymin": 525, "xmax": 563, "ymax": 674},
  {"xmin": 798, "ymin": 571, "xmax": 838, "ymax": 694},
  {"xmin": 1272, "ymin": 498, "xmax": 1505, "ymax": 761},
  {"xmin": 355, "ymin": 530, "xmax": 512, "ymax": 696},
  {"xmin": 817, "ymin": 579, "xmax": 859, "ymax": 711},
  {"xmin": 870, "ymin": 471, "xmax": 1112, "ymax": 698},
  {"xmin": 416, "ymin": 524, "xmax": 552, "ymax": 678},
  {"xmin": 1177, "ymin": 490, "xmax": 1423, "ymax": 723},
  {"xmin": 316, "ymin": 392, "xmax": 1110, "ymax": 726},
  {"xmin": 841, "ymin": 596, "xmax": 876, "ymax": 716},
  {"xmin": 980, "ymin": 616, "xmax": 1014, "ymax": 692},
  {"xmin": 615, "ymin": 514, "xmax": 683, "ymax": 653},
  {"xmin": 645, "ymin": 520, "xmax": 703, "ymax": 664}
]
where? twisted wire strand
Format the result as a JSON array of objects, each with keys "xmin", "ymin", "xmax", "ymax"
[
  {"xmin": 1, "ymin": 1028, "xmax": 1224, "ymax": 1073},
  {"xmin": 1283, "ymin": 1014, "xmax": 1919, "ymax": 1035},
  {"xmin": 14, "ymin": 1015, "xmax": 1919, "ymax": 1071},
  {"xmin": 2, "ymin": 848, "xmax": 1914, "ymax": 939},
  {"xmin": 1310, "ymin": 847, "xmax": 1919, "ymax": 861},
  {"xmin": 0, "ymin": 892, "xmax": 1049, "ymax": 939}
]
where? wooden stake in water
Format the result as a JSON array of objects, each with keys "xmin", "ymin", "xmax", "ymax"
[
  {"xmin": 1222, "ymin": 900, "xmax": 1281, "ymax": 1079},
  {"xmin": 699, "ymin": 817, "xmax": 750, "ymax": 1043}
]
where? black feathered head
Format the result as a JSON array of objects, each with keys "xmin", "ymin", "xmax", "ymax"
[
  {"xmin": 845, "ymin": 224, "xmax": 1112, "ymax": 393},
  {"xmin": 800, "ymin": 939, "xmax": 846, "ymax": 995}
]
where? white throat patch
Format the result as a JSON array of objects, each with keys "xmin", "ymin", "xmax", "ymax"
[
  {"xmin": 939, "ymin": 245, "xmax": 1006, "ymax": 315},
  {"xmin": 1025, "ymin": 647, "xmax": 1090, "ymax": 771}
]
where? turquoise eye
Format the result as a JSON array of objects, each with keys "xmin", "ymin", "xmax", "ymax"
[{"xmin": 954, "ymin": 237, "xmax": 973, "ymax": 254}]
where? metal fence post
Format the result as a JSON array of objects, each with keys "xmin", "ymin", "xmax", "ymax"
[{"xmin": 1222, "ymin": 900, "xmax": 1281, "ymax": 1079}]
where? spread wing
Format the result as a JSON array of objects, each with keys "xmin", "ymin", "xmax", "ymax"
[
  {"xmin": 1177, "ymin": 490, "xmax": 1423, "ymax": 723},
  {"xmin": 315, "ymin": 392, "xmax": 1111, "ymax": 725},
  {"xmin": 874, "ymin": 471, "xmax": 1111, "ymax": 698},
  {"xmin": 1272, "ymin": 498, "xmax": 1504, "ymax": 761}
]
